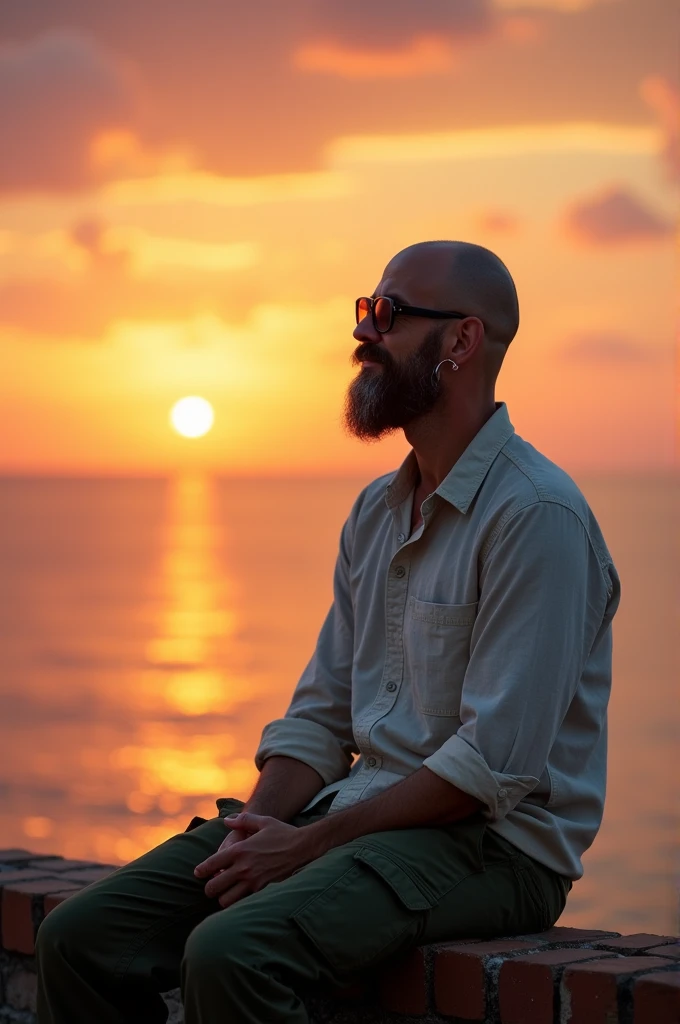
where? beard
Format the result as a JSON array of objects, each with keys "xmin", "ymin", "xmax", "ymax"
[{"xmin": 343, "ymin": 324, "xmax": 446, "ymax": 441}]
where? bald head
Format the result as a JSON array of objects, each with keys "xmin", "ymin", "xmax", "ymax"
[{"xmin": 382, "ymin": 240, "xmax": 519, "ymax": 354}]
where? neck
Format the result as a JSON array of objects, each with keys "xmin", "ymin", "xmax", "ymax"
[{"xmin": 404, "ymin": 390, "xmax": 498, "ymax": 496}]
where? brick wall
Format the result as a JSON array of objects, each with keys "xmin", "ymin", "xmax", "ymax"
[{"xmin": 1, "ymin": 847, "xmax": 678, "ymax": 1023}]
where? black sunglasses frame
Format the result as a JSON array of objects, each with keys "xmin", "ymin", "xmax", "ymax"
[{"xmin": 356, "ymin": 295, "xmax": 471, "ymax": 334}]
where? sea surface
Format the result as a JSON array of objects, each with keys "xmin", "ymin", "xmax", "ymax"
[{"xmin": 0, "ymin": 473, "xmax": 677, "ymax": 935}]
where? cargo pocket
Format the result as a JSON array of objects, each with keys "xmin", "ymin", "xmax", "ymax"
[
  {"xmin": 184, "ymin": 816, "xmax": 208, "ymax": 833},
  {"xmin": 291, "ymin": 847, "xmax": 436, "ymax": 973},
  {"xmin": 216, "ymin": 797, "xmax": 245, "ymax": 818}
]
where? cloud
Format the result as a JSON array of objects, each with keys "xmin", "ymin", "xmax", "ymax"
[
  {"xmin": 0, "ymin": 0, "xmax": 674, "ymax": 179},
  {"xmin": 497, "ymin": 14, "xmax": 544, "ymax": 42},
  {"xmin": 0, "ymin": 221, "xmax": 266, "ymax": 337},
  {"xmin": 0, "ymin": 32, "xmax": 135, "ymax": 192},
  {"xmin": 329, "ymin": 123, "xmax": 656, "ymax": 165},
  {"xmin": 103, "ymin": 227, "xmax": 260, "ymax": 277},
  {"xmin": 562, "ymin": 186, "xmax": 674, "ymax": 245},
  {"xmin": 70, "ymin": 219, "xmax": 130, "ymax": 274},
  {"xmin": 88, "ymin": 128, "xmax": 193, "ymax": 180},
  {"xmin": 307, "ymin": 0, "xmax": 493, "ymax": 44},
  {"xmin": 0, "ymin": 229, "xmax": 66, "ymax": 279},
  {"xmin": 104, "ymin": 169, "xmax": 352, "ymax": 207},
  {"xmin": 476, "ymin": 209, "xmax": 522, "ymax": 234},
  {"xmin": 560, "ymin": 332, "xmax": 662, "ymax": 363},
  {"xmin": 68, "ymin": 220, "xmax": 256, "ymax": 278},
  {"xmin": 640, "ymin": 74, "xmax": 680, "ymax": 184},
  {"xmin": 293, "ymin": 0, "xmax": 498, "ymax": 80},
  {"xmin": 493, "ymin": 0, "xmax": 616, "ymax": 8},
  {"xmin": 293, "ymin": 35, "xmax": 458, "ymax": 80}
]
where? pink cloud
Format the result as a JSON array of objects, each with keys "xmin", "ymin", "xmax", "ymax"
[
  {"xmin": 0, "ymin": 0, "xmax": 674, "ymax": 181},
  {"xmin": 70, "ymin": 219, "xmax": 131, "ymax": 275},
  {"xmin": 640, "ymin": 74, "xmax": 680, "ymax": 184},
  {"xmin": 0, "ymin": 32, "xmax": 136, "ymax": 193},
  {"xmin": 476, "ymin": 210, "xmax": 521, "ymax": 234},
  {"xmin": 293, "ymin": 35, "xmax": 458, "ymax": 80},
  {"xmin": 560, "ymin": 332, "xmax": 662, "ymax": 364},
  {"xmin": 0, "ymin": 219, "xmax": 265, "ymax": 338},
  {"xmin": 563, "ymin": 186, "xmax": 674, "ymax": 246},
  {"xmin": 307, "ymin": 0, "xmax": 492, "ymax": 43},
  {"xmin": 293, "ymin": 0, "xmax": 497, "ymax": 79}
]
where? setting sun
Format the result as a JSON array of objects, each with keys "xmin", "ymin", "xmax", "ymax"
[{"xmin": 170, "ymin": 396, "xmax": 214, "ymax": 438}]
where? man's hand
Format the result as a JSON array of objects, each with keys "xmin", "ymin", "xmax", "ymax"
[
  {"xmin": 205, "ymin": 818, "xmax": 250, "ymax": 884},
  {"xmin": 193, "ymin": 812, "xmax": 311, "ymax": 909}
]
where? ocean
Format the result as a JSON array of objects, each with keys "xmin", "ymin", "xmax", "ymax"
[{"xmin": 0, "ymin": 472, "xmax": 677, "ymax": 934}]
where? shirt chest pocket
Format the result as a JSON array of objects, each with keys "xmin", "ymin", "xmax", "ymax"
[{"xmin": 404, "ymin": 596, "xmax": 478, "ymax": 717}]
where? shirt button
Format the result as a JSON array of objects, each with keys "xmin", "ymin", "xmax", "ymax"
[
  {"xmin": 397, "ymin": 533, "xmax": 406, "ymax": 544},
  {"xmin": 497, "ymin": 788, "xmax": 508, "ymax": 799},
  {"xmin": 386, "ymin": 681, "xmax": 397, "ymax": 692},
  {"xmin": 394, "ymin": 565, "xmax": 406, "ymax": 578},
  {"xmin": 366, "ymin": 757, "xmax": 377, "ymax": 767}
]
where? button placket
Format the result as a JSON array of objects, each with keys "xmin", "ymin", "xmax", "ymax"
[
  {"xmin": 378, "ymin": 554, "xmax": 409, "ymax": 713},
  {"xmin": 348, "ymin": 550, "xmax": 409, "ymax": 800},
  {"xmin": 391, "ymin": 501, "xmax": 409, "ymax": 550}
]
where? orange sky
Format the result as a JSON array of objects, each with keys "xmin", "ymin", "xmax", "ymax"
[{"xmin": 0, "ymin": 0, "xmax": 677, "ymax": 474}]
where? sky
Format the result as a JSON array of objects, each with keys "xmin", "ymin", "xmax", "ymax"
[{"xmin": 0, "ymin": 0, "xmax": 677, "ymax": 475}]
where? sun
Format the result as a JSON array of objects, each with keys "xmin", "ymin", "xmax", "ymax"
[{"xmin": 170, "ymin": 396, "xmax": 215, "ymax": 438}]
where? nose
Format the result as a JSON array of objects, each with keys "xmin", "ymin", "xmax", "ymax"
[{"xmin": 353, "ymin": 314, "xmax": 381, "ymax": 346}]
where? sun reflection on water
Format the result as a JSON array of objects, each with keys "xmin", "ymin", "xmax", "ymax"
[
  {"xmin": 108, "ymin": 474, "xmax": 257, "ymax": 860},
  {"xmin": 145, "ymin": 475, "xmax": 236, "ymax": 672}
]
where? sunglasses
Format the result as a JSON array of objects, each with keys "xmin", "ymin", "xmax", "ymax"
[{"xmin": 356, "ymin": 295, "xmax": 470, "ymax": 334}]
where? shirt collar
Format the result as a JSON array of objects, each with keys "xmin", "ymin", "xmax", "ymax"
[{"xmin": 385, "ymin": 402, "xmax": 515, "ymax": 515}]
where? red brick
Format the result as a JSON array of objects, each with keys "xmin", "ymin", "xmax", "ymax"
[
  {"xmin": 634, "ymin": 970, "xmax": 680, "ymax": 1024},
  {"xmin": 378, "ymin": 947, "xmax": 428, "ymax": 1015},
  {"xmin": 435, "ymin": 940, "xmax": 537, "ymax": 1020},
  {"xmin": 0, "ymin": 849, "xmax": 34, "ymax": 863},
  {"xmin": 0, "ymin": 868, "xmax": 67, "ymax": 889},
  {"xmin": 2, "ymin": 880, "xmax": 82, "ymax": 954},
  {"xmin": 44, "ymin": 890, "xmax": 82, "ymax": 915},
  {"xmin": 520, "ymin": 926, "xmax": 620, "ymax": 945},
  {"xmin": 592, "ymin": 933, "xmax": 679, "ymax": 953},
  {"xmin": 26, "ymin": 857, "xmax": 98, "ymax": 872},
  {"xmin": 562, "ymin": 956, "xmax": 676, "ymax": 1024},
  {"xmin": 7, "ymin": 879, "xmax": 84, "ymax": 897},
  {"xmin": 499, "ymin": 948, "xmax": 618, "ymax": 1024},
  {"xmin": 653, "ymin": 944, "xmax": 680, "ymax": 961}
]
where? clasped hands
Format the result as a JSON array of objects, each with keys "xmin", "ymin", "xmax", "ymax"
[{"xmin": 194, "ymin": 812, "xmax": 313, "ymax": 909}]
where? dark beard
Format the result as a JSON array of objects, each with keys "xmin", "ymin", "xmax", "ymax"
[{"xmin": 343, "ymin": 324, "xmax": 446, "ymax": 441}]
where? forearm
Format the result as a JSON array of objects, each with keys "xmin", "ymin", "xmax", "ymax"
[
  {"xmin": 244, "ymin": 755, "xmax": 325, "ymax": 823},
  {"xmin": 300, "ymin": 766, "xmax": 481, "ymax": 859}
]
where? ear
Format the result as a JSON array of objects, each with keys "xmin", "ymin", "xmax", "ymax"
[{"xmin": 450, "ymin": 317, "xmax": 485, "ymax": 366}]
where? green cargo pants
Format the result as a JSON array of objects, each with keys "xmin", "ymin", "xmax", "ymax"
[{"xmin": 35, "ymin": 794, "xmax": 570, "ymax": 1024}]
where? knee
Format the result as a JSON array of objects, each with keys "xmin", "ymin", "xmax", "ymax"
[
  {"xmin": 183, "ymin": 913, "xmax": 241, "ymax": 977},
  {"xmin": 35, "ymin": 891, "xmax": 100, "ymax": 967}
]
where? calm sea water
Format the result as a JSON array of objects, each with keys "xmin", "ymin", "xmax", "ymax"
[{"xmin": 0, "ymin": 473, "xmax": 677, "ymax": 934}]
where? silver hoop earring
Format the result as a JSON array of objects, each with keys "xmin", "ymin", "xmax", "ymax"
[{"xmin": 432, "ymin": 358, "xmax": 459, "ymax": 385}]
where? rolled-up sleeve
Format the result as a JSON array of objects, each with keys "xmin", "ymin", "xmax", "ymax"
[
  {"xmin": 253, "ymin": 494, "xmax": 363, "ymax": 785},
  {"xmin": 423, "ymin": 499, "xmax": 616, "ymax": 821}
]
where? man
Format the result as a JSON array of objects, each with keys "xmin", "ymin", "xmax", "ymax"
[{"xmin": 36, "ymin": 241, "xmax": 620, "ymax": 1024}]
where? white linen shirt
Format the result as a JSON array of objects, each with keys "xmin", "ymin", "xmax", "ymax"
[{"xmin": 254, "ymin": 402, "xmax": 621, "ymax": 879}]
